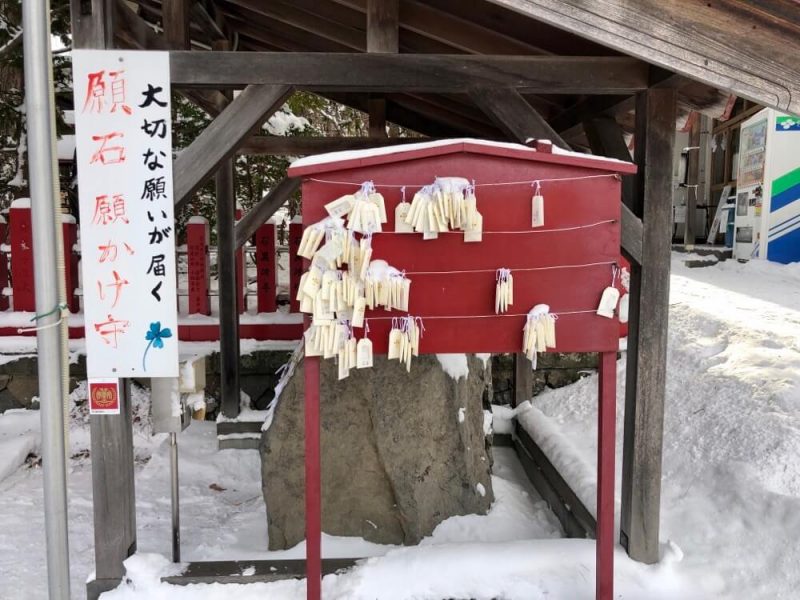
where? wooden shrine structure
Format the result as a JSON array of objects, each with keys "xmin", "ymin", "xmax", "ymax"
[{"xmin": 68, "ymin": 1, "xmax": 800, "ymax": 599}]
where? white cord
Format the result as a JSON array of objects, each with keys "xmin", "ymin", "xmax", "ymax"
[
  {"xmin": 403, "ymin": 260, "xmax": 615, "ymax": 276},
  {"xmin": 307, "ymin": 173, "xmax": 619, "ymax": 189},
  {"xmin": 377, "ymin": 219, "xmax": 616, "ymax": 235},
  {"xmin": 363, "ymin": 309, "xmax": 597, "ymax": 321}
]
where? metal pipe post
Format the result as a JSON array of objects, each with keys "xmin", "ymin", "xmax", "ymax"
[
  {"xmin": 22, "ymin": 1, "xmax": 71, "ymax": 598},
  {"xmin": 170, "ymin": 432, "xmax": 181, "ymax": 562}
]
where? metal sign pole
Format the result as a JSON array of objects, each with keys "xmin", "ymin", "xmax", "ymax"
[{"xmin": 21, "ymin": 1, "xmax": 71, "ymax": 598}]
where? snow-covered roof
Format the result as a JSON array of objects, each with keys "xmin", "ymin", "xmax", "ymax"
[{"xmin": 288, "ymin": 137, "xmax": 635, "ymax": 177}]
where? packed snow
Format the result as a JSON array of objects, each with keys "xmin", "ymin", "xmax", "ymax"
[
  {"xmin": 1, "ymin": 254, "xmax": 800, "ymax": 598},
  {"xmin": 290, "ymin": 137, "xmax": 634, "ymax": 170}
]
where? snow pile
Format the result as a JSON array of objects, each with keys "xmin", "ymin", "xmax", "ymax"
[
  {"xmin": 0, "ymin": 409, "xmax": 39, "ymax": 483},
  {"xmin": 435, "ymin": 353, "xmax": 469, "ymax": 380},
  {"xmin": 517, "ymin": 254, "xmax": 800, "ymax": 598},
  {"xmin": 264, "ymin": 109, "xmax": 309, "ymax": 137}
]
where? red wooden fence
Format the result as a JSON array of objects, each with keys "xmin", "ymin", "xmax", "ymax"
[{"xmin": 0, "ymin": 204, "xmax": 302, "ymax": 341}]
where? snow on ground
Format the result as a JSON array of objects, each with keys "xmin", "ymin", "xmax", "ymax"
[
  {"xmin": 521, "ymin": 254, "xmax": 800, "ymax": 599},
  {"xmin": 2, "ymin": 253, "xmax": 800, "ymax": 598}
]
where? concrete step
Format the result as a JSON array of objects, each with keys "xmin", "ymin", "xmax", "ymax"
[
  {"xmin": 161, "ymin": 558, "xmax": 359, "ymax": 585},
  {"xmin": 216, "ymin": 420, "xmax": 262, "ymax": 450}
]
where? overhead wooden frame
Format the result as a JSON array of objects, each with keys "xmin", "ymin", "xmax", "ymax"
[{"xmin": 168, "ymin": 52, "xmax": 650, "ymax": 93}]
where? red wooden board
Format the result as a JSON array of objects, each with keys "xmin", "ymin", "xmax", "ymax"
[{"xmin": 291, "ymin": 146, "xmax": 631, "ymax": 354}]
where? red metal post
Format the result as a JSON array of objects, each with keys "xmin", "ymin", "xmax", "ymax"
[
  {"xmin": 0, "ymin": 216, "xmax": 9, "ymax": 311},
  {"xmin": 596, "ymin": 350, "xmax": 617, "ymax": 600},
  {"xmin": 186, "ymin": 217, "xmax": 211, "ymax": 315},
  {"xmin": 255, "ymin": 223, "xmax": 277, "ymax": 313},
  {"xmin": 289, "ymin": 220, "xmax": 303, "ymax": 313},
  {"xmin": 61, "ymin": 216, "xmax": 79, "ymax": 314},
  {"xmin": 9, "ymin": 203, "xmax": 35, "ymax": 312},
  {"xmin": 304, "ymin": 348, "xmax": 322, "ymax": 600}
]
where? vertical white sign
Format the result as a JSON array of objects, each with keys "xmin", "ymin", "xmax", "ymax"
[{"xmin": 72, "ymin": 50, "xmax": 179, "ymax": 378}]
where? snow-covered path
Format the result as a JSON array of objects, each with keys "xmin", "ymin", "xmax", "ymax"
[{"xmin": 527, "ymin": 255, "xmax": 800, "ymax": 599}]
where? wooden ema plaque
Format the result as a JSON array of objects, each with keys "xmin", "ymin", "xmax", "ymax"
[{"xmin": 287, "ymin": 140, "xmax": 636, "ymax": 600}]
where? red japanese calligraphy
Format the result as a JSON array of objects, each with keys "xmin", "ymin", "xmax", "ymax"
[
  {"xmin": 108, "ymin": 70, "xmax": 133, "ymax": 115},
  {"xmin": 93, "ymin": 314, "xmax": 130, "ymax": 348},
  {"xmin": 97, "ymin": 270, "xmax": 130, "ymax": 308},
  {"xmin": 92, "ymin": 194, "xmax": 129, "ymax": 225},
  {"xmin": 90, "ymin": 132, "xmax": 126, "ymax": 165},
  {"xmin": 82, "ymin": 70, "xmax": 132, "ymax": 115},
  {"xmin": 82, "ymin": 71, "xmax": 106, "ymax": 114},
  {"xmin": 98, "ymin": 240, "xmax": 135, "ymax": 263}
]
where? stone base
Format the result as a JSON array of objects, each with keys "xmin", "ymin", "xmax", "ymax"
[{"xmin": 261, "ymin": 354, "xmax": 494, "ymax": 549}]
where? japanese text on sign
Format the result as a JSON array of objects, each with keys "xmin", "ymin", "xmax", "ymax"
[{"xmin": 73, "ymin": 50, "xmax": 179, "ymax": 378}]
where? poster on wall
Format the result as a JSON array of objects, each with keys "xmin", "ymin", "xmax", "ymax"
[{"xmin": 72, "ymin": 50, "xmax": 179, "ymax": 378}]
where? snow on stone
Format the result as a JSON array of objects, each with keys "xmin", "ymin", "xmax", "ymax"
[
  {"xmin": 435, "ymin": 354, "xmax": 469, "ymax": 380},
  {"xmin": 457, "ymin": 407, "xmax": 465, "ymax": 423},
  {"xmin": 475, "ymin": 353, "xmax": 491, "ymax": 367},
  {"xmin": 290, "ymin": 137, "xmax": 633, "ymax": 170},
  {"xmin": 475, "ymin": 482, "xmax": 486, "ymax": 497}
]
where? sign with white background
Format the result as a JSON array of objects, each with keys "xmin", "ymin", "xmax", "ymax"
[{"xmin": 72, "ymin": 50, "xmax": 178, "ymax": 377}]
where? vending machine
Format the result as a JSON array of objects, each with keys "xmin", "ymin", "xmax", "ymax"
[{"xmin": 734, "ymin": 109, "xmax": 800, "ymax": 262}]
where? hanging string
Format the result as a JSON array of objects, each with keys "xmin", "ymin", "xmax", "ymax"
[
  {"xmin": 402, "ymin": 260, "xmax": 616, "ymax": 276},
  {"xmin": 362, "ymin": 309, "xmax": 597, "ymax": 322},
  {"xmin": 306, "ymin": 172, "xmax": 619, "ymax": 189},
  {"xmin": 376, "ymin": 219, "xmax": 616, "ymax": 236}
]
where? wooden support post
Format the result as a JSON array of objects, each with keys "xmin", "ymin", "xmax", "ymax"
[
  {"xmin": 71, "ymin": 4, "xmax": 139, "ymax": 598},
  {"xmin": 513, "ymin": 353, "xmax": 532, "ymax": 408},
  {"xmin": 186, "ymin": 217, "xmax": 210, "ymax": 315},
  {"xmin": 86, "ymin": 382, "xmax": 137, "ymax": 600},
  {"xmin": 469, "ymin": 87, "xmax": 567, "ymax": 149},
  {"xmin": 216, "ymin": 157, "xmax": 241, "ymax": 418},
  {"xmin": 288, "ymin": 221, "xmax": 303, "ymax": 313},
  {"xmin": 620, "ymin": 87, "xmax": 676, "ymax": 565},
  {"xmin": 162, "ymin": 0, "xmax": 191, "ymax": 49},
  {"xmin": 255, "ymin": 223, "xmax": 277, "ymax": 313},
  {"xmin": 369, "ymin": 97, "xmax": 387, "ymax": 138},
  {"xmin": 366, "ymin": 1, "xmax": 397, "ymax": 140},
  {"xmin": 683, "ymin": 113, "xmax": 701, "ymax": 247},
  {"xmin": 596, "ymin": 351, "xmax": 617, "ymax": 600},
  {"xmin": 304, "ymin": 351, "xmax": 322, "ymax": 600},
  {"xmin": 367, "ymin": 0, "xmax": 399, "ymax": 52},
  {"xmin": 9, "ymin": 203, "xmax": 35, "ymax": 311}
]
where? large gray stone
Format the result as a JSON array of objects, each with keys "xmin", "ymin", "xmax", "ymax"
[{"xmin": 260, "ymin": 353, "xmax": 493, "ymax": 550}]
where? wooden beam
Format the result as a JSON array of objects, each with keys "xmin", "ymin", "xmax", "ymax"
[
  {"xmin": 620, "ymin": 86, "xmax": 676, "ymax": 565},
  {"xmin": 162, "ymin": 0, "xmax": 190, "ymax": 49},
  {"xmin": 113, "ymin": 0, "xmax": 227, "ymax": 116},
  {"xmin": 369, "ymin": 97, "xmax": 388, "ymax": 137},
  {"xmin": 583, "ymin": 115, "xmax": 643, "ymax": 264},
  {"xmin": 169, "ymin": 52, "xmax": 650, "ymax": 94},
  {"xmin": 234, "ymin": 177, "xmax": 301, "ymax": 248},
  {"xmin": 224, "ymin": 0, "xmax": 365, "ymax": 51},
  {"xmin": 173, "ymin": 84, "xmax": 293, "ymax": 209},
  {"xmin": 332, "ymin": 0, "xmax": 549, "ymax": 55},
  {"xmin": 485, "ymin": 0, "xmax": 800, "ymax": 114},
  {"xmin": 620, "ymin": 205, "xmax": 643, "ymax": 266},
  {"xmin": 468, "ymin": 87, "xmax": 567, "ymax": 147},
  {"xmin": 367, "ymin": 0, "xmax": 399, "ymax": 53},
  {"xmin": 237, "ymin": 135, "xmax": 430, "ymax": 155}
]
